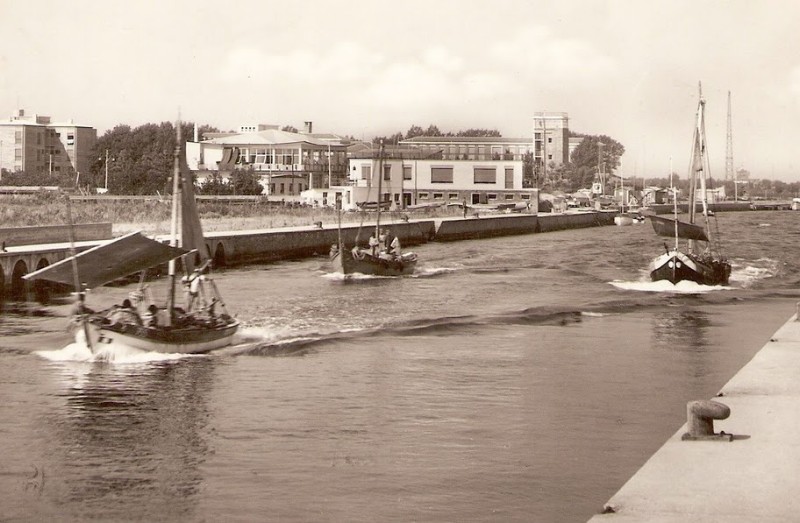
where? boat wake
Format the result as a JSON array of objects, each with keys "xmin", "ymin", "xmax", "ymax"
[
  {"xmin": 35, "ymin": 332, "xmax": 200, "ymax": 364},
  {"xmin": 609, "ymin": 279, "xmax": 727, "ymax": 294},
  {"xmin": 322, "ymin": 266, "xmax": 456, "ymax": 280},
  {"xmin": 729, "ymin": 257, "xmax": 781, "ymax": 287}
]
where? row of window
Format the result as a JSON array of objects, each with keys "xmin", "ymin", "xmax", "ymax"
[
  {"xmin": 362, "ymin": 164, "xmax": 515, "ymax": 187},
  {"xmin": 417, "ymin": 192, "xmax": 532, "ymax": 201}
]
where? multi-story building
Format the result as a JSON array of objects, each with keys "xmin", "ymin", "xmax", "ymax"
[
  {"xmin": 0, "ymin": 110, "xmax": 97, "ymax": 178},
  {"xmin": 303, "ymin": 146, "xmax": 535, "ymax": 211},
  {"xmin": 533, "ymin": 112, "xmax": 570, "ymax": 171},
  {"xmin": 185, "ymin": 122, "xmax": 350, "ymax": 196}
]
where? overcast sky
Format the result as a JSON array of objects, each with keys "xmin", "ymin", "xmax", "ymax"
[{"xmin": 2, "ymin": 0, "xmax": 799, "ymax": 181}]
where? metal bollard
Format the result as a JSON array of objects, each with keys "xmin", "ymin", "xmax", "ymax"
[{"xmin": 681, "ymin": 399, "xmax": 733, "ymax": 441}]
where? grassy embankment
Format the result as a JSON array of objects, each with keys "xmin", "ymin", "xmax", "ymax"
[{"xmin": 0, "ymin": 193, "xmax": 464, "ymax": 236}]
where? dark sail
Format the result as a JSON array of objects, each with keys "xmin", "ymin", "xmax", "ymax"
[
  {"xmin": 179, "ymin": 141, "xmax": 208, "ymax": 271},
  {"xmin": 649, "ymin": 215, "xmax": 709, "ymax": 242}
]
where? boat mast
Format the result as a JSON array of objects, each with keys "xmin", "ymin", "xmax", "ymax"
[
  {"xmin": 166, "ymin": 120, "xmax": 182, "ymax": 325},
  {"xmin": 376, "ymin": 140, "xmax": 383, "ymax": 239}
]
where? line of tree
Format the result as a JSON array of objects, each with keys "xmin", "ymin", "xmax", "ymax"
[{"xmin": 372, "ymin": 124, "xmax": 502, "ymax": 145}]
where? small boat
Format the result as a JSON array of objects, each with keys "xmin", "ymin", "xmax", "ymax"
[
  {"xmin": 648, "ymin": 83, "xmax": 731, "ymax": 286},
  {"xmin": 330, "ymin": 141, "xmax": 418, "ymax": 276},
  {"xmin": 24, "ymin": 121, "xmax": 239, "ymax": 355},
  {"xmin": 614, "ymin": 176, "xmax": 634, "ymax": 226}
]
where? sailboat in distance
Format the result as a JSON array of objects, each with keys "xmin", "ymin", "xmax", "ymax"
[
  {"xmin": 329, "ymin": 141, "xmax": 418, "ymax": 276},
  {"xmin": 648, "ymin": 83, "xmax": 731, "ymax": 286},
  {"xmin": 24, "ymin": 120, "xmax": 240, "ymax": 355}
]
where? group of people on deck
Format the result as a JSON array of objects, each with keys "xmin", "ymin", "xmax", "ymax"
[{"xmin": 367, "ymin": 227, "xmax": 401, "ymax": 259}]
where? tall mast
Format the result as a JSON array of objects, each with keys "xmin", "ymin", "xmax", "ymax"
[
  {"xmin": 376, "ymin": 140, "xmax": 383, "ymax": 237},
  {"xmin": 166, "ymin": 119, "xmax": 182, "ymax": 323},
  {"xmin": 726, "ymin": 91, "xmax": 737, "ymax": 201}
]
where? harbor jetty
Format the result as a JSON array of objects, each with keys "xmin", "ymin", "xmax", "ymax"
[
  {"xmin": 589, "ymin": 311, "xmax": 800, "ymax": 522},
  {"xmin": 0, "ymin": 211, "xmax": 613, "ymax": 301}
]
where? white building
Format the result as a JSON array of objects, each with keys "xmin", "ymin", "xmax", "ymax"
[
  {"xmin": 302, "ymin": 152, "xmax": 536, "ymax": 211},
  {"xmin": 186, "ymin": 123, "xmax": 349, "ymax": 196}
]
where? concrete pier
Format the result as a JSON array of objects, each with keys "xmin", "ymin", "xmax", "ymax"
[{"xmin": 589, "ymin": 313, "xmax": 800, "ymax": 522}]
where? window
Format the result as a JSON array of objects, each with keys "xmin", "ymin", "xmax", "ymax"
[
  {"xmin": 403, "ymin": 165, "xmax": 412, "ymax": 180},
  {"xmin": 361, "ymin": 165, "xmax": 371, "ymax": 180},
  {"xmin": 15, "ymin": 148, "xmax": 22, "ymax": 160},
  {"xmin": 15, "ymin": 131, "xmax": 22, "ymax": 143},
  {"xmin": 433, "ymin": 193, "xmax": 443, "ymax": 200},
  {"xmin": 431, "ymin": 166, "xmax": 454, "ymax": 183},
  {"xmin": 548, "ymin": 154, "xmax": 553, "ymax": 160},
  {"xmin": 505, "ymin": 167, "xmax": 514, "ymax": 189},
  {"xmin": 547, "ymin": 137, "xmax": 552, "ymax": 144},
  {"xmin": 488, "ymin": 193, "xmax": 497, "ymax": 200},
  {"xmin": 383, "ymin": 163, "xmax": 391, "ymax": 181},
  {"xmin": 67, "ymin": 133, "xmax": 75, "ymax": 146},
  {"xmin": 473, "ymin": 167, "xmax": 496, "ymax": 184},
  {"xmin": 521, "ymin": 194, "xmax": 531, "ymax": 200},
  {"xmin": 505, "ymin": 194, "xmax": 514, "ymax": 200},
  {"xmin": 418, "ymin": 192, "xmax": 429, "ymax": 199},
  {"xmin": 449, "ymin": 193, "xmax": 459, "ymax": 200}
]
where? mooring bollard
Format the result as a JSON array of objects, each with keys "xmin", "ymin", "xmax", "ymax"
[{"xmin": 682, "ymin": 399, "xmax": 733, "ymax": 441}]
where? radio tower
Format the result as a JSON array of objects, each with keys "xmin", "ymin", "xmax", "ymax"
[{"xmin": 725, "ymin": 91, "xmax": 734, "ymax": 181}]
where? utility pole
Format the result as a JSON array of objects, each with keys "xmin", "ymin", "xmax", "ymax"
[{"xmin": 104, "ymin": 149, "xmax": 109, "ymax": 190}]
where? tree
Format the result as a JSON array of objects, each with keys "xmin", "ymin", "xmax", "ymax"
[
  {"xmin": 199, "ymin": 173, "xmax": 233, "ymax": 195},
  {"xmin": 230, "ymin": 167, "xmax": 264, "ymax": 195},
  {"xmin": 564, "ymin": 134, "xmax": 626, "ymax": 192},
  {"xmin": 456, "ymin": 129, "xmax": 502, "ymax": 137}
]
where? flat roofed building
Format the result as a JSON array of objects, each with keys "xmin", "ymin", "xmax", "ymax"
[
  {"xmin": 186, "ymin": 125, "xmax": 350, "ymax": 196},
  {"xmin": 0, "ymin": 109, "xmax": 97, "ymax": 177}
]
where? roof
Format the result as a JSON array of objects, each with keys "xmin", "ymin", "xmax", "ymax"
[
  {"xmin": 202, "ymin": 129, "xmax": 341, "ymax": 147},
  {"xmin": 400, "ymin": 136, "xmax": 532, "ymax": 145}
]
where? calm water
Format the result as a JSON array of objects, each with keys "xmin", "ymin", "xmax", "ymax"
[{"xmin": 1, "ymin": 211, "xmax": 799, "ymax": 522}]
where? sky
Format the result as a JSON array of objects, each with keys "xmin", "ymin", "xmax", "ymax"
[{"xmin": 2, "ymin": 0, "xmax": 800, "ymax": 181}]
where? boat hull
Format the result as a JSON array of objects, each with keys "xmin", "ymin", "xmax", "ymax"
[
  {"xmin": 331, "ymin": 248, "xmax": 417, "ymax": 276},
  {"xmin": 614, "ymin": 215, "xmax": 634, "ymax": 226},
  {"xmin": 650, "ymin": 250, "xmax": 731, "ymax": 286},
  {"xmin": 84, "ymin": 317, "xmax": 239, "ymax": 354}
]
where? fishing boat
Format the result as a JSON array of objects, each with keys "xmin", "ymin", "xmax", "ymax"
[
  {"xmin": 329, "ymin": 142, "xmax": 418, "ymax": 276},
  {"xmin": 614, "ymin": 176, "xmax": 634, "ymax": 226},
  {"xmin": 24, "ymin": 121, "xmax": 239, "ymax": 354},
  {"xmin": 648, "ymin": 83, "xmax": 731, "ymax": 286}
]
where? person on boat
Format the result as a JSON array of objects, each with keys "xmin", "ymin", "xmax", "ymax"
[
  {"xmin": 389, "ymin": 233, "xmax": 401, "ymax": 257},
  {"xmin": 107, "ymin": 298, "xmax": 142, "ymax": 326},
  {"xmin": 183, "ymin": 268, "xmax": 204, "ymax": 312},
  {"xmin": 378, "ymin": 228, "xmax": 388, "ymax": 250},
  {"xmin": 142, "ymin": 304, "xmax": 159, "ymax": 328},
  {"xmin": 368, "ymin": 232, "xmax": 380, "ymax": 256},
  {"xmin": 383, "ymin": 229, "xmax": 395, "ymax": 252}
]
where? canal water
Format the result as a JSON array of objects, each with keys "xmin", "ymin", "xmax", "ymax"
[{"xmin": 1, "ymin": 211, "xmax": 798, "ymax": 522}]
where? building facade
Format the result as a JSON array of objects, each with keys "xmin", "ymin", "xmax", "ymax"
[
  {"xmin": 0, "ymin": 110, "xmax": 97, "ymax": 178},
  {"xmin": 186, "ymin": 123, "xmax": 349, "ymax": 196},
  {"xmin": 533, "ymin": 112, "xmax": 570, "ymax": 169},
  {"xmin": 303, "ymin": 151, "xmax": 535, "ymax": 211}
]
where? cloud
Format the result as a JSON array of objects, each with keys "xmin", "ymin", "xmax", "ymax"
[{"xmin": 488, "ymin": 26, "xmax": 616, "ymax": 82}]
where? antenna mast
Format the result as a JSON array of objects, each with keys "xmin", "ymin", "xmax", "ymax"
[{"xmin": 725, "ymin": 91, "xmax": 737, "ymax": 201}]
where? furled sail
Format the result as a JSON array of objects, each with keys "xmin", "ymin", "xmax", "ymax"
[
  {"xmin": 648, "ymin": 215, "xmax": 709, "ymax": 242},
  {"xmin": 22, "ymin": 231, "xmax": 189, "ymax": 289}
]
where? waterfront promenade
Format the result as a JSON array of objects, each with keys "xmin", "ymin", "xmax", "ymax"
[{"xmin": 589, "ymin": 311, "xmax": 800, "ymax": 522}]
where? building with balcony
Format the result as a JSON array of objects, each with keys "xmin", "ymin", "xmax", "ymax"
[
  {"xmin": 185, "ymin": 122, "xmax": 350, "ymax": 196},
  {"xmin": 0, "ymin": 109, "xmax": 97, "ymax": 178}
]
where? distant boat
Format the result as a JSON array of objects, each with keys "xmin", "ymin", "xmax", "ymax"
[
  {"xmin": 25, "ymin": 121, "xmax": 240, "ymax": 355},
  {"xmin": 330, "ymin": 141, "xmax": 418, "ymax": 277},
  {"xmin": 614, "ymin": 176, "xmax": 634, "ymax": 226},
  {"xmin": 649, "ymin": 83, "xmax": 731, "ymax": 286}
]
